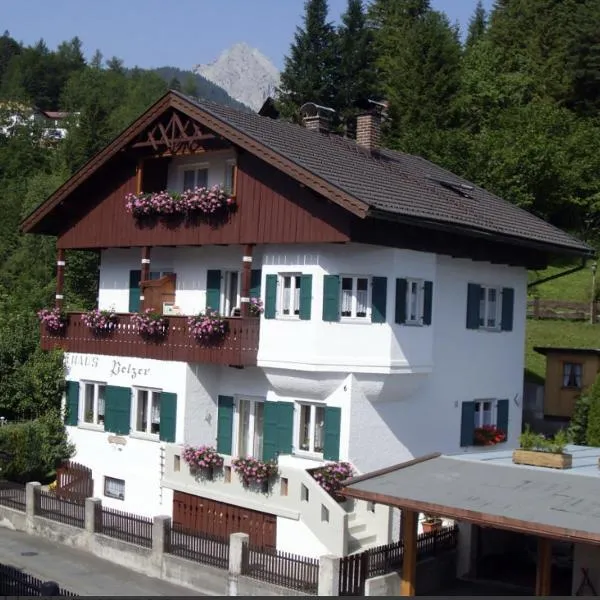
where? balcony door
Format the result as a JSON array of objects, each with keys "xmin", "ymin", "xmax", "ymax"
[
  {"xmin": 236, "ymin": 398, "xmax": 264, "ymax": 459},
  {"xmin": 141, "ymin": 271, "xmax": 176, "ymax": 313},
  {"xmin": 223, "ymin": 271, "xmax": 241, "ymax": 317}
]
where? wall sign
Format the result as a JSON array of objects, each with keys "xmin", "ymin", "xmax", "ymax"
[{"xmin": 64, "ymin": 354, "xmax": 151, "ymax": 380}]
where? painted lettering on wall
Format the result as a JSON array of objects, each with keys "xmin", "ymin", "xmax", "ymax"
[
  {"xmin": 64, "ymin": 354, "xmax": 99, "ymax": 368},
  {"xmin": 111, "ymin": 360, "xmax": 150, "ymax": 380}
]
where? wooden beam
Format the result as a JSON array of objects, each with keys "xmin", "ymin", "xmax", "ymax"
[
  {"xmin": 135, "ymin": 159, "xmax": 143, "ymax": 194},
  {"xmin": 240, "ymin": 244, "xmax": 254, "ymax": 317},
  {"xmin": 535, "ymin": 537, "xmax": 552, "ymax": 596},
  {"xmin": 400, "ymin": 509, "xmax": 418, "ymax": 596},
  {"xmin": 55, "ymin": 248, "xmax": 65, "ymax": 309}
]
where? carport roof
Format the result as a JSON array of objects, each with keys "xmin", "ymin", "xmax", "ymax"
[{"xmin": 342, "ymin": 448, "xmax": 600, "ymax": 545}]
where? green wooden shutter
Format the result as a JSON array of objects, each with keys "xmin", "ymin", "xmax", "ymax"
[
  {"xmin": 322, "ymin": 275, "xmax": 340, "ymax": 322},
  {"xmin": 264, "ymin": 274, "xmax": 277, "ymax": 319},
  {"xmin": 460, "ymin": 401, "xmax": 475, "ymax": 447},
  {"xmin": 104, "ymin": 386, "xmax": 131, "ymax": 436},
  {"xmin": 65, "ymin": 381, "xmax": 79, "ymax": 426},
  {"xmin": 501, "ymin": 288, "xmax": 514, "ymax": 332},
  {"xmin": 159, "ymin": 392, "xmax": 177, "ymax": 443},
  {"xmin": 395, "ymin": 278, "xmax": 407, "ymax": 324},
  {"xmin": 262, "ymin": 401, "xmax": 280, "ymax": 461},
  {"xmin": 299, "ymin": 275, "xmax": 313, "ymax": 321},
  {"xmin": 371, "ymin": 277, "xmax": 387, "ymax": 323},
  {"xmin": 466, "ymin": 284, "xmax": 482, "ymax": 330},
  {"xmin": 323, "ymin": 406, "xmax": 341, "ymax": 460},
  {"xmin": 496, "ymin": 399, "xmax": 509, "ymax": 440},
  {"xmin": 250, "ymin": 269, "xmax": 262, "ymax": 298},
  {"xmin": 128, "ymin": 270, "xmax": 141, "ymax": 313},
  {"xmin": 216, "ymin": 396, "xmax": 234, "ymax": 455},
  {"xmin": 206, "ymin": 270, "xmax": 222, "ymax": 312},
  {"xmin": 277, "ymin": 402, "xmax": 294, "ymax": 455},
  {"xmin": 423, "ymin": 281, "xmax": 433, "ymax": 325}
]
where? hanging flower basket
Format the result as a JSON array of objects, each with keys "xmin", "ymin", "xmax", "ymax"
[
  {"xmin": 231, "ymin": 457, "xmax": 278, "ymax": 489},
  {"xmin": 81, "ymin": 308, "xmax": 118, "ymax": 336},
  {"xmin": 249, "ymin": 297, "xmax": 264, "ymax": 317},
  {"xmin": 125, "ymin": 185, "xmax": 236, "ymax": 221},
  {"xmin": 474, "ymin": 425, "xmax": 506, "ymax": 446},
  {"xmin": 37, "ymin": 307, "xmax": 67, "ymax": 334},
  {"xmin": 187, "ymin": 310, "xmax": 228, "ymax": 344},
  {"xmin": 310, "ymin": 461, "xmax": 354, "ymax": 501},
  {"xmin": 182, "ymin": 445, "xmax": 224, "ymax": 480},
  {"xmin": 130, "ymin": 309, "xmax": 167, "ymax": 340}
]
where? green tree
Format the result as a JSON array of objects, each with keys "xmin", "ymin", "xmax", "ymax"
[
  {"xmin": 182, "ymin": 75, "xmax": 198, "ymax": 97},
  {"xmin": 465, "ymin": 0, "xmax": 487, "ymax": 49},
  {"xmin": 569, "ymin": 393, "xmax": 591, "ymax": 445},
  {"xmin": 587, "ymin": 373, "xmax": 600, "ymax": 446}
]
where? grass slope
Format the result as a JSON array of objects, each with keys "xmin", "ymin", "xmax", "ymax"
[{"xmin": 529, "ymin": 264, "xmax": 595, "ymax": 302}]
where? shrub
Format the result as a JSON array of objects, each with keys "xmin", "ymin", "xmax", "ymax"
[
  {"xmin": 568, "ymin": 393, "xmax": 591, "ymax": 445},
  {"xmin": 519, "ymin": 426, "xmax": 569, "ymax": 454},
  {"xmin": 586, "ymin": 373, "xmax": 600, "ymax": 447}
]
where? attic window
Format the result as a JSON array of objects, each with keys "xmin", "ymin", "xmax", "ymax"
[{"xmin": 428, "ymin": 177, "xmax": 474, "ymax": 199}]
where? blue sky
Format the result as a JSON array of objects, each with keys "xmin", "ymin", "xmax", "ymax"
[{"xmin": 0, "ymin": 0, "xmax": 494, "ymax": 71}]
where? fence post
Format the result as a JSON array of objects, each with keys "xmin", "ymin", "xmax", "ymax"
[
  {"xmin": 152, "ymin": 515, "xmax": 171, "ymax": 568},
  {"xmin": 25, "ymin": 482, "xmax": 41, "ymax": 529},
  {"xmin": 228, "ymin": 532, "xmax": 249, "ymax": 596},
  {"xmin": 85, "ymin": 497, "xmax": 102, "ymax": 534},
  {"xmin": 318, "ymin": 554, "xmax": 341, "ymax": 596}
]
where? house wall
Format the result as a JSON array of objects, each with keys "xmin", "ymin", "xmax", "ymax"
[{"xmin": 543, "ymin": 352, "xmax": 600, "ymax": 418}]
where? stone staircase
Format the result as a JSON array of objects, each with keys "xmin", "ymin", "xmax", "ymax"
[{"xmin": 346, "ymin": 510, "xmax": 380, "ymax": 555}]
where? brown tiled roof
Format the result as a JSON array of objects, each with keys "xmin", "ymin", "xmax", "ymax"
[{"xmin": 184, "ymin": 92, "xmax": 592, "ymax": 257}]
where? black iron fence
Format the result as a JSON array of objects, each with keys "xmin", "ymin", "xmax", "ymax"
[
  {"xmin": 0, "ymin": 563, "xmax": 76, "ymax": 596},
  {"xmin": 167, "ymin": 523, "xmax": 230, "ymax": 570},
  {"xmin": 38, "ymin": 489, "xmax": 85, "ymax": 528},
  {"xmin": 0, "ymin": 480, "xmax": 26, "ymax": 512},
  {"xmin": 99, "ymin": 506, "xmax": 153, "ymax": 548}
]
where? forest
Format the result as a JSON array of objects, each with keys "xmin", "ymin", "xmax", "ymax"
[{"xmin": 1, "ymin": 0, "xmax": 600, "ymax": 425}]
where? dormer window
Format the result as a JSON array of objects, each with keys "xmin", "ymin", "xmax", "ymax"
[{"xmin": 182, "ymin": 165, "xmax": 208, "ymax": 191}]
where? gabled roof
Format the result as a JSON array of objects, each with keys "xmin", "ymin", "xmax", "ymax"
[{"xmin": 21, "ymin": 90, "xmax": 594, "ymax": 260}]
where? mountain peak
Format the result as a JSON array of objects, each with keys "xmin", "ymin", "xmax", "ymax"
[{"xmin": 194, "ymin": 43, "xmax": 280, "ymax": 111}]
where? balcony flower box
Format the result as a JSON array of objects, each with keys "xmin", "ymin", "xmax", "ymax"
[
  {"xmin": 231, "ymin": 456, "xmax": 278, "ymax": 490},
  {"xmin": 249, "ymin": 297, "xmax": 264, "ymax": 317},
  {"xmin": 81, "ymin": 308, "xmax": 118, "ymax": 336},
  {"xmin": 130, "ymin": 309, "xmax": 167, "ymax": 340},
  {"xmin": 188, "ymin": 310, "xmax": 228, "ymax": 344},
  {"xmin": 37, "ymin": 307, "xmax": 67, "ymax": 335},
  {"xmin": 422, "ymin": 514, "xmax": 443, "ymax": 534},
  {"xmin": 182, "ymin": 445, "xmax": 224, "ymax": 480},
  {"xmin": 512, "ymin": 427, "xmax": 572, "ymax": 469},
  {"xmin": 474, "ymin": 425, "xmax": 506, "ymax": 446},
  {"xmin": 310, "ymin": 461, "xmax": 354, "ymax": 501}
]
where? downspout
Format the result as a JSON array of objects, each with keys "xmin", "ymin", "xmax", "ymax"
[{"xmin": 527, "ymin": 258, "xmax": 588, "ymax": 289}]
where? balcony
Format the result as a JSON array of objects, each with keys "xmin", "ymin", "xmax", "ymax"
[{"xmin": 41, "ymin": 313, "xmax": 260, "ymax": 366}]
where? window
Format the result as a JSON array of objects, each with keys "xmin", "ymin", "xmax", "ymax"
[
  {"xmin": 278, "ymin": 274, "xmax": 301, "ymax": 317},
  {"xmin": 473, "ymin": 400, "xmax": 495, "ymax": 428},
  {"xmin": 341, "ymin": 276, "xmax": 370, "ymax": 319},
  {"xmin": 148, "ymin": 270, "xmax": 174, "ymax": 280},
  {"xmin": 298, "ymin": 403, "xmax": 325, "ymax": 455},
  {"xmin": 236, "ymin": 398, "xmax": 264, "ymax": 458},
  {"xmin": 80, "ymin": 382, "xmax": 105, "ymax": 427},
  {"xmin": 223, "ymin": 271, "xmax": 241, "ymax": 316},
  {"xmin": 182, "ymin": 165, "xmax": 208, "ymax": 190},
  {"xmin": 406, "ymin": 279, "xmax": 424, "ymax": 324},
  {"xmin": 479, "ymin": 286, "xmax": 501, "ymax": 329},
  {"xmin": 563, "ymin": 363, "xmax": 583, "ymax": 388},
  {"xmin": 224, "ymin": 160, "xmax": 236, "ymax": 193},
  {"xmin": 104, "ymin": 476, "xmax": 125, "ymax": 501},
  {"xmin": 132, "ymin": 388, "xmax": 161, "ymax": 436}
]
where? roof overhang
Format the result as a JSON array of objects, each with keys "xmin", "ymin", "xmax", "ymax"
[
  {"xmin": 342, "ymin": 453, "xmax": 600, "ymax": 546},
  {"xmin": 534, "ymin": 346, "xmax": 600, "ymax": 357}
]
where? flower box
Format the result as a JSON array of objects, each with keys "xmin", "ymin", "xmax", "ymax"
[
  {"xmin": 81, "ymin": 309, "xmax": 118, "ymax": 336},
  {"xmin": 310, "ymin": 462, "xmax": 354, "ymax": 500},
  {"xmin": 37, "ymin": 307, "xmax": 67, "ymax": 334},
  {"xmin": 474, "ymin": 425, "xmax": 506, "ymax": 446},
  {"xmin": 231, "ymin": 457, "xmax": 278, "ymax": 489},
  {"xmin": 512, "ymin": 449, "xmax": 572, "ymax": 469},
  {"xmin": 187, "ymin": 311, "xmax": 228, "ymax": 344},
  {"xmin": 130, "ymin": 309, "xmax": 167, "ymax": 340}
]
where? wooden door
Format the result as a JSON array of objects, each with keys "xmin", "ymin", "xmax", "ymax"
[
  {"xmin": 141, "ymin": 274, "xmax": 176, "ymax": 313},
  {"xmin": 173, "ymin": 491, "xmax": 276, "ymax": 549}
]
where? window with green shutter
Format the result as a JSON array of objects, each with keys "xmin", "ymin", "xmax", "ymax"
[
  {"xmin": 423, "ymin": 281, "xmax": 433, "ymax": 325},
  {"xmin": 264, "ymin": 275, "xmax": 277, "ymax": 319},
  {"xmin": 496, "ymin": 399, "xmax": 509, "ymax": 440},
  {"xmin": 250, "ymin": 269, "xmax": 262, "ymax": 299},
  {"xmin": 395, "ymin": 278, "xmax": 407, "ymax": 324},
  {"xmin": 501, "ymin": 288, "xmax": 514, "ymax": 332},
  {"xmin": 466, "ymin": 284, "xmax": 482, "ymax": 330},
  {"xmin": 323, "ymin": 406, "xmax": 341, "ymax": 460},
  {"xmin": 299, "ymin": 275, "xmax": 313, "ymax": 320},
  {"xmin": 206, "ymin": 269, "xmax": 222, "ymax": 311},
  {"xmin": 322, "ymin": 275, "xmax": 340, "ymax": 322},
  {"xmin": 371, "ymin": 277, "xmax": 387, "ymax": 323},
  {"xmin": 104, "ymin": 386, "xmax": 132, "ymax": 436},
  {"xmin": 159, "ymin": 392, "xmax": 177, "ymax": 443},
  {"xmin": 128, "ymin": 270, "xmax": 141, "ymax": 313},
  {"xmin": 262, "ymin": 401, "xmax": 294, "ymax": 461},
  {"xmin": 65, "ymin": 381, "xmax": 79, "ymax": 426},
  {"xmin": 460, "ymin": 401, "xmax": 475, "ymax": 446},
  {"xmin": 216, "ymin": 395, "xmax": 234, "ymax": 455}
]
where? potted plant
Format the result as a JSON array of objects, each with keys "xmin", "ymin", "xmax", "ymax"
[
  {"xmin": 37, "ymin": 307, "xmax": 67, "ymax": 334},
  {"xmin": 249, "ymin": 297, "xmax": 264, "ymax": 316},
  {"xmin": 182, "ymin": 445, "xmax": 224, "ymax": 480},
  {"xmin": 474, "ymin": 425, "xmax": 506, "ymax": 446},
  {"xmin": 187, "ymin": 310, "xmax": 228, "ymax": 344},
  {"xmin": 231, "ymin": 456, "xmax": 278, "ymax": 490},
  {"xmin": 81, "ymin": 308, "xmax": 118, "ymax": 336},
  {"xmin": 130, "ymin": 308, "xmax": 168, "ymax": 340},
  {"xmin": 422, "ymin": 513, "xmax": 443, "ymax": 533},
  {"xmin": 310, "ymin": 461, "xmax": 354, "ymax": 501},
  {"xmin": 513, "ymin": 427, "xmax": 572, "ymax": 469}
]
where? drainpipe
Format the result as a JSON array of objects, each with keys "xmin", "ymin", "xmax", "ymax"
[{"xmin": 527, "ymin": 258, "xmax": 588, "ymax": 289}]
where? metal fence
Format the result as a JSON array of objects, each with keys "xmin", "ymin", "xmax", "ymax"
[
  {"xmin": 0, "ymin": 562, "xmax": 76, "ymax": 596},
  {"xmin": 38, "ymin": 490, "xmax": 85, "ymax": 529},
  {"xmin": 167, "ymin": 523, "xmax": 230, "ymax": 570},
  {"xmin": 98, "ymin": 506, "xmax": 153, "ymax": 548},
  {"xmin": 0, "ymin": 480, "xmax": 26, "ymax": 512}
]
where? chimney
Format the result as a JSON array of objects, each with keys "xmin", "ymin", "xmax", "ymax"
[
  {"xmin": 300, "ymin": 102, "xmax": 335, "ymax": 134},
  {"xmin": 356, "ymin": 100, "xmax": 388, "ymax": 150}
]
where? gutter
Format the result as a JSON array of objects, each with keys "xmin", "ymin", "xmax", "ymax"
[{"xmin": 528, "ymin": 258, "xmax": 589, "ymax": 289}]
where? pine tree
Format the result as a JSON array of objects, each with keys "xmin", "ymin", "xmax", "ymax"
[
  {"xmin": 277, "ymin": 0, "xmax": 337, "ymax": 120},
  {"xmin": 465, "ymin": 1, "xmax": 487, "ymax": 49},
  {"xmin": 169, "ymin": 77, "xmax": 182, "ymax": 91},
  {"xmin": 182, "ymin": 76, "xmax": 198, "ymax": 97}
]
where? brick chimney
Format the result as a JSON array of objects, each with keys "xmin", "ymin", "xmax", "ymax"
[
  {"xmin": 300, "ymin": 102, "xmax": 335, "ymax": 134},
  {"xmin": 356, "ymin": 112, "xmax": 381, "ymax": 150},
  {"xmin": 303, "ymin": 114, "xmax": 331, "ymax": 133}
]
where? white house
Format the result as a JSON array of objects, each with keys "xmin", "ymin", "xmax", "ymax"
[{"xmin": 21, "ymin": 92, "xmax": 592, "ymax": 558}]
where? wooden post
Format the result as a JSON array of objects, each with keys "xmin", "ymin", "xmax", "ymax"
[
  {"xmin": 240, "ymin": 244, "xmax": 254, "ymax": 317},
  {"xmin": 135, "ymin": 159, "xmax": 144, "ymax": 194},
  {"xmin": 400, "ymin": 509, "xmax": 418, "ymax": 596},
  {"xmin": 55, "ymin": 248, "xmax": 65, "ymax": 309},
  {"xmin": 140, "ymin": 247, "xmax": 151, "ymax": 307},
  {"xmin": 535, "ymin": 537, "xmax": 552, "ymax": 596}
]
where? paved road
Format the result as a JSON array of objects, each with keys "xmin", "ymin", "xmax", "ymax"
[{"xmin": 0, "ymin": 526, "xmax": 204, "ymax": 596}]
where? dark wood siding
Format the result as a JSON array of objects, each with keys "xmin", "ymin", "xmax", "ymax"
[
  {"xmin": 57, "ymin": 151, "xmax": 350, "ymax": 249},
  {"xmin": 173, "ymin": 491, "xmax": 277, "ymax": 549}
]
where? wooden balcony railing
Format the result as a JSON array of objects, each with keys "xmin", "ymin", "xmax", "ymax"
[{"xmin": 41, "ymin": 313, "xmax": 260, "ymax": 366}]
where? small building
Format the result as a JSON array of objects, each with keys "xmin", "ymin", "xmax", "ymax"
[{"xmin": 534, "ymin": 346, "xmax": 600, "ymax": 419}]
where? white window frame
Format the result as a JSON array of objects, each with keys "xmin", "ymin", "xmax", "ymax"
[
  {"xmin": 295, "ymin": 402, "xmax": 325, "ymax": 457},
  {"xmin": 340, "ymin": 275, "xmax": 371, "ymax": 321},
  {"xmin": 104, "ymin": 476, "xmax": 125, "ymax": 501},
  {"xmin": 473, "ymin": 399, "xmax": 497, "ymax": 428},
  {"xmin": 233, "ymin": 396, "xmax": 265, "ymax": 459},
  {"xmin": 478, "ymin": 285, "xmax": 502, "ymax": 331},
  {"xmin": 179, "ymin": 162, "xmax": 209, "ymax": 191},
  {"xmin": 224, "ymin": 159, "xmax": 236, "ymax": 194},
  {"xmin": 406, "ymin": 278, "xmax": 425, "ymax": 325},
  {"xmin": 131, "ymin": 387, "xmax": 162, "ymax": 440},
  {"xmin": 79, "ymin": 381, "xmax": 106, "ymax": 429},
  {"xmin": 562, "ymin": 362, "xmax": 583, "ymax": 389},
  {"xmin": 277, "ymin": 273, "xmax": 302, "ymax": 319},
  {"xmin": 222, "ymin": 270, "xmax": 241, "ymax": 317}
]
